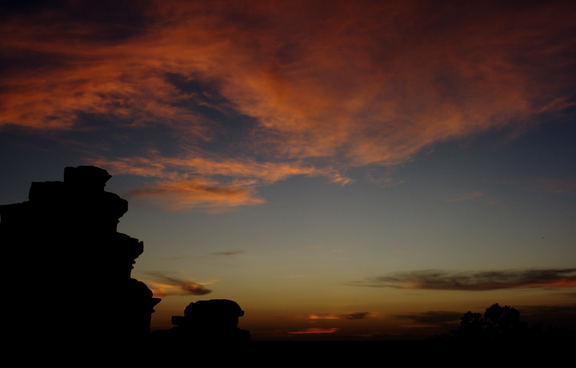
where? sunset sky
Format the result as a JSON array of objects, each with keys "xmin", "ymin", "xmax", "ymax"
[{"xmin": 1, "ymin": 0, "xmax": 575, "ymax": 340}]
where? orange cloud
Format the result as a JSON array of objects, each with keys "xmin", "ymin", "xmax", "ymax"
[
  {"xmin": 287, "ymin": 327, "xmax": 339, "ymax": 335},
  {"xmin": 91, "ymin": 152, "xmax": 349, "ymax": 211},
  {"xmin": 144, "ymin": 272, "xmax": 214, "ymax": 296},
  {"xmin": 308, "ymin": 314, "xmax": 340, "ymax": 320},
  {"xmin": 91, "ymin": 153, "xmax": 346, "ymax": 184},
  {"xmin": 2, "ymin": 0, "xmax": 575, "ymax": 207},
  {"xmin": 128, "ymin": 178, "xmax": 265, "ymax": 212}
]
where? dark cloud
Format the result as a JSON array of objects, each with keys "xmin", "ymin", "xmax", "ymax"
[
  {"xmin": 145, "ymin": 272, "xmax": 212, "ymax": 296},
  {"xmin": 350, "ymin": 268, "xmax": 576, "ymax": 291},
  {"xmin": 308, "ymin": 312, "xmax": 371, "ymax": 320},
  {"xmin": 287, "ymin": 328, "xmax": 339, "ymax": 335},
  {"xmin": 164, "ymin": 250, "xmax": 244, "ymax": 260},
  {"xmin": 517, "ymin": 304, "xmax": 576, "ymax": 328},
  {"xmin": 213, "ymin": 250, "xmax": 244, "ymax": 256},
  {"xmin": 395, "ymin": 311, "xmax": 463, "ymax": 325},
  {"xmin": 341, "ymin": 312, "xmax": 370, "ymax": 320}
]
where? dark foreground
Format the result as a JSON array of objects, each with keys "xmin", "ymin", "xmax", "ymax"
[{"xmin": 12, "ymin": 340, "xmax": 570, "ymax": 365}]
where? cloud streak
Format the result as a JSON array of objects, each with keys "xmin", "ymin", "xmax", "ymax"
[
  {"xmin": 340, "ymin": 312, "xmax": 371, "ymax": 320},
  {"xmin": 128, "ymin": 178, "xmax": 265, "ymax": 212},
  {"xmin": 145, "ymin": 272, "xmax": 213, "ymax": 297},
  {"xmin": 351, "ymin": 269, "xmax": 576, "ymax": 291},
  {"xmin": 395, "ymin": 311, "xmax": 463, "ymax": 325},
  {"xmin": 91, "ymin": 152, "xmax": 350, "ymax": 211},
  {"xmin": 287, "ymin": 328, "xmax": 339, "ymax": 335},
  {"xmin": 213, "ymin": 250, "xmax": 244, "ymax": 256},
  {"xmin": 308, "ymin": 312, "xmax": 370, "ymax": 320}
]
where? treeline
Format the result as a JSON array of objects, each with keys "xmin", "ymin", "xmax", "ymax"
[{"xmin": 434, "ymin": 303, "xmax": 575, "ymax": 342}]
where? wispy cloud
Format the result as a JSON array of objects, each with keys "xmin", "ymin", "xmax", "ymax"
[
  {"xmin": 144, "ymin": 272, "xmax": 213, "ymax": 297},
  {"xmin": 91, "ymin": 154, "xmax": 343, "ymax": 185},
  {"xmin": 91, "ymin": 153, "xmax": 349, "ymax": 211},
  {"xmin": 308, "ymin": 312, "xmax": 370, "ymax": 320},
  {"xmin": 350, "ymin": 269, "xmax": 576, "ymax": 291},
  {"xmin": 395, "ymin": 311, "xmax": 463, "ymax": 325},
  {"xmin": 212, "ymin": 250, "xmax": 244, "ymax": 256},
  {"xmin": 127, "ymin": 178, "xmax": 264, "ymax": 212},
  {"xmin": 164, "ymin": 250, "xmax": 245, "ymax": 260},
  {"xmin": 308, "ymin": 314, "xmax": 341, "ymax": 320},
  {"xmin": 341, "ymin": 312, "xmax": 371, "ymax": 320},
  {"xmin": 287, "ymin": 328, "xmax": 339, "ymax": 335}
]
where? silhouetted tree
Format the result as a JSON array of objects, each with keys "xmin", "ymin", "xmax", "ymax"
[
  {"xmin": 458, "ymin": 311, "xmax": 485, "ymax": 341},
  {"xmin": 448, "ymin": 304, "xmax": 530, "ymax": 342},
  {"xmin": 483, "ymin": 303, "xmax": 527, "ymax": 341}
]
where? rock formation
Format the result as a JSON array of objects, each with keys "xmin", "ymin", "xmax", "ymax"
[
  {"xmin": 155, "ymin": 299, "xmax": 251, "ymax": 344},
  {"xmin": 0, "ymin": 166, "xmax": 160, "ymax": 347}
]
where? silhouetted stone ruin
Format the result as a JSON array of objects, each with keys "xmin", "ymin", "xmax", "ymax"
[
  {"xmin": 0, "ymin": 166, "xmax": 160, "ymax": 347},
  {"xmin": 162, "ymin": 299, "xmax": 251, "ymax": 343}
]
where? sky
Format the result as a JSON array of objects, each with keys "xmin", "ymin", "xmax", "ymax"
[{"xmin": 1, "ymin": 0, "xmax": 575, "ymax": 340}]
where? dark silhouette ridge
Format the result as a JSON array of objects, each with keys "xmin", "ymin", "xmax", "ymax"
[
  {"xmin": 153, "ymin": 299, "xmax": 251, "ymax": 345},
  {"xmin": 0, "ymin": 166, "xmax": 160, "ymax": 348}
]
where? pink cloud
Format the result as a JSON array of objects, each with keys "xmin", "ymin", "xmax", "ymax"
[
  {"xmin": 2, "ymin": 1, "xmax": 575, "ymax": 210},
  {"xmin": 128, "ymin": 178, "xmax": 265, "ymax": 212}
]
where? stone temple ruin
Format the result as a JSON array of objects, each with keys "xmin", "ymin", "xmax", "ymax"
[
  {"xmin": 158, "ymin": 299, "xmax": 251, "ymax": 344},
  {"xmin": 1, "ymin": 166, "xmax": 249, "ymax": 348},
  {"xmin": 0, "ymin": 166, "xmax": 158, "ymax": 346}
]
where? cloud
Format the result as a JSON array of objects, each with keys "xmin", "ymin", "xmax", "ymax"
[
  {"xmin": 92, "ymin": 154, "xmax": 342, "ymax": 185},
  {"xmin": 308, "ymin": 314, "xmax": 340, "ymax": 320},
  {"xmin": 145, "ymin": 272, "xmax": 213, "ymax": 297},
  {"xmin": 396, "ymin": 305, "xmax": 576, "ymax": 330},
  {"xmin": 395, "ymin": 311, "xmax": 463, "ymax": 325},
  {"xmin": 350, "ymin": 268, "xmax": 576, "ymax": 291},
  {"xmin": 341, "ymin": 312, "xmax": 370, "ymax": 320},
  {"xmin": 393, "ymin": 305, "xmax": 576, "ymax": 330},
  {"xmin": 287, "ymin": 328, "xmax": 339, "ymax": 335},
  {"xmin": 90, "ymin": 153, "xmax": 349, "ymax": 211},
  {"xmin": 127, "ymin": 178, "xmax": 265, "ymax": 212},
  {"xmin": 212, "ymin": 250, "xmax": 244, "ymax": 256},
  {"xmin": 519, "ymin": 304, "xmax": 576, "ymax": 316},
  {"xmin": 517, "ymin": 304, "xmax": 576, "ymax": 328},
  {"xmin": 308, "ymin": 312, "xmax": 370, "ymax": 320},
  {"xmin": 164, "ymin": 250, "xmax": 245, "ymax": 260},
  {"xmin": 2, "ymin": 0, "xmax": 575, "ymax": 207}
]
